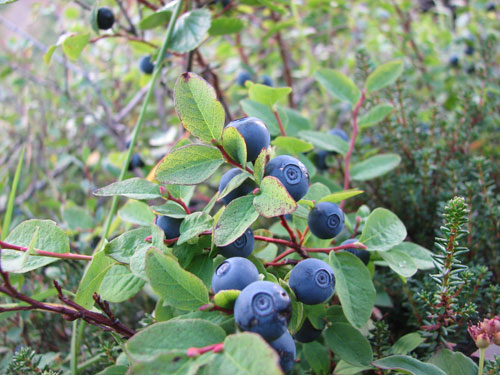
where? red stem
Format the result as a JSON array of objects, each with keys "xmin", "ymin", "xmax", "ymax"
[
  {"xmin": 167, "ymin": 193, "xmax": 191, "ymax": 214},
  {"xmin": 0, "ymin": 240, "xmax": 93, "ymax": 261},
  {"xmin": 280, "ymin": 215, "xmax": 297, "ymax": 244},
  {"xmin": 90, "ymin": 33, "xmax": 158, "ymax": 48},
  {"xmin": 187, "ymin": 342, "xmax": 224, "ymax": 357},
  {"xmin": 138, "ymin": 0, "xmax": 158, "ymax": 10},
  {"xmin": 215, "ymin": 144, "xmax": 254, "ymax": 174},
  {"xmin": 341, "ymin": 89, "xmax": 366, "ymax": 210},
  {"xmin": 273, "ymin": 109, "xmax": 286, "ymax": 136}
]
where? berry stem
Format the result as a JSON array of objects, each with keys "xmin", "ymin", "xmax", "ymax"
[
  {"xmin": 215, "ymin": 144, "xmax": 254, "ymax": 174},
  {"xmin": 279, "ymin": 215, "xmax": 297, "ymax": 243},
  {"xmin": 273, "ymin": 109, "xmax": 287, "ymax": 136},
  {"xmin": 187, "ymin": 342, "xmax": 224, "ymax": 357},
  {"xmin": 341, "ymin": 88, "xmax": 366, "ymax": 210},
  {"xmin": 90, "ymin": 33, "xmax": 158, "ymax": 49},
  {"xmin": 166, "ymin": 192, "xmax": 191, "ymax": 214},
  {"xmin": 0, "ymin": 240, "xmax": 93, "ymax": 261}
]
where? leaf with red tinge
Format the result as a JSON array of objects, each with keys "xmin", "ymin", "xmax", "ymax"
[{"xmin": 253, "ymin": 176, "xmax": 297, "ymax": 218}]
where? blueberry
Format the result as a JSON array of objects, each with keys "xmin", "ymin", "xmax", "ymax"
[
  {"xmin": 125, "ymin": 140, "xmax": 132, "ymax": 149},
  {"xmin": 289, "ymin": 258, "xmax": 335, "ymax": 305},
  {"xmin": 260, "ymin": 75, "xmax": 274, "ymax": 87},
  {"xmin": 234, "ymin": 281, "xmax": 292, "ymax": 340},
  {"xmin": 487, "ymin": 2, "xmax": 496, "ymax": 12},
  {"xmin": 329, "ymin": 128, "xmax": 349, "ymax": 142},
  {"xmin": 465, "ymin": 45, "xmax": 474, "ymax": 56},
  {"xmin": 268, "ymin": 331, "xmax": 296, "ymax": 373},
  {"xmin": 128, "ymin": 153, "xmax": 145, "ymax": 171},
  {"xmin": 96, "ymin": 7, "xmax": 114, "ymax": 30},
  {"xmin": 308, "ymin": 202, "xmax": 345, "ymax": 239},
  {"xmin": 340, "ymin": 238, "xmax": 370, "ymax": 265},
  {"xmin": 236, "ymin": 71, "xmax": 253, "ymax": 87},
  {"xmin": 217, "ymin": 228, "xmax": 254, "ymax": 258},
  {"xmin": 466, "ymin": 65, "xmax": 476, "ymax": 75},
  {"xmin": 226, "ymin": 117, "xmax": 271, "ymax": 162},
  {"xmin": 293, "ymin": 318, "xmax": 323, "ymax": 343},
  {"xmin": 264, "ymin": 155, "xmax": 309, "ymax": 201},
  {"xmin": 218, "ymin": 168, "xmax": 256, "ymax": 205},
  {"xmin": 211, "ymin": 257, "xmax": 259, "ymax": 294},
  {"xmin": 155, "ymin": 215, "xmax": 183, "ymax": 240},
  {"xmin": 139, "ymin": 55, "xmax": 155, "ymax": 75},
  {"xmin": 314, "ymin": 150, "xmax": 329, "ymax": 171},
  {"xmin": 449, "ymin": 55, "xmax": 459, "ymax": 68}
]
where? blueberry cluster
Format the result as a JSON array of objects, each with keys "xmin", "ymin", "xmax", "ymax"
[{"xmin": 236, "ymin": 70, "xmax": 274, "ymax": 87}]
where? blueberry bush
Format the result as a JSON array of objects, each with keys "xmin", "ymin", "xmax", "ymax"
[{"xmin": 0, "ymin": 1, "xmax": 499, "ymax": 374}]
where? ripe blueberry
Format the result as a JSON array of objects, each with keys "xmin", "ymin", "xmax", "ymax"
[
  {"xmin": 314, "ymin": 150, "xmax": 329, "ymax": 171},
  {"xmin": 218, "ymin": 168, "xmax": 256, "ymax": 205},
  {"xmin": 449, "ymin": 55, "xmax": 459, "ymax": 68},
  {"xmin": 226, "ymin": 117, "xmax": 270, "ymax": 162},
  {"xmin": 465, "ymin": 45, "xmax": 474, "ymax": 56},
  {"xmin": 139, "ymin": 55, "xmax": 155, "ymax": 75},
  {"xmin": 260, "ymin": 75, "xmax": 274, "ymax": 87},
  {"xmin": 264, "ymin": 155, "xmax": 309, "ymax": 201},
  {"xmin": 234, "ymin": 281, "xmax": 292, "ymax": 340},
  {"xmin": 289, "ymin": 258, "xmax": 335, "ymax": 305},
  {"xmin": 293, "ymin": 318, "xmax": 323, "ymax": 343},
  {"xmin": 128, "ymin": 153, "xmax": 145, "ymax": 171},
  {"xmin": 236, "ymin": 71, "xmax": 253, "ymax": 87},
  {"xmin": 487, "ymin": 2, "xmax": 496, "ymax": 12},
  {"xmin": 217, "ymin": 228, "xmax": 254, "ymax": 258},
  {"xmin": 329, "ymin": 128, "xmax": 349, "ymax": 142},
  {"xmin": 340, "ymin": 238, "xmax": 370, "ymax": 265},
  {"xmin": 96, "ymin": 7, "xmax": 114, "ymax": 30},
  {"xmin": 211, "ymin": 257, "xmax": 259, "ymax": 294},
  {"xmin": 268, "ymin": 331, "xmax": 296, "ymax": 374},
  {"xmin": 308, "ymin": 202, "xmax": 345, "ymax": 239},
  {"xmin": 155, "ymin": 215, "xmax": 183, "ymax": 240}
]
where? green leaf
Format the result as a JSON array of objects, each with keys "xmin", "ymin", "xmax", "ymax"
[
  {"xmin": 61, "ymin": 33, "xmax": 90, "ymax": 61},
  {"xmin": 428, "ymin": 349, "xmax": 478, "ymax": 375},
  {"xmin": 138, "ymin": 3, "xmax": 175, "ymax": 30},
  {"xmin": 155, "ymin": 144, "xmax": 224, "ymax": 185},
  {"xmin": 214, "ymin": 289, "xmax": 241, "ymax": 309},
  {"xmin": 214, "ymin": 196, "xmax": 259, "ymax": 247},
  {"xmin": 151, "ymin": 201, "xmax": 188, "ymax": 218},
  {"xmin": 75, "ymin": 250, "xmax": 114, "ymax": 309},
  {"xmin": 146, "ymin": 247, "xmax": 209, "ymax": 310},
  {"xmin": 177, "ymin": 212, "xmax": 213, "ymax": 245},
  {"xmin": 393, "ymin": 242, "xmax": 434, "ymax": 270},
  {"xmin": 390, "ymin": 333, "xmax": 425, "ymax": 355},
  {"xmin": 174, "ymin": 72, "xmax": 225, "ymax": 143},
  {"xmin": 240, "ymin": 99, "xmax": 281, "ymax": 136},
  {"xmin": 278, "ymin": 279, "xmax": 303, "ymax": 335},
  {"xmin": 320, "ymin": 189, "xmax": 364, "ymax": 203},
  {"xmin": 334, "ymin": 360, "xmax": 372, "ymax": 375},
  {"xmin": 0, "ymin": 0, "xmax": 20, "ymax": 4},
  {"xmin": 94, "ymin": 178, "xmax": 162, "ymax": 200},
  {"xmin": 253, "ymin": 176, "xmax": 297, "ymax": 218},
  {"xmin": 211, "ymin": 333, "xmax": 282, "ymax": 375},
  {"xmin": 325, "ymin": 323, "xmax": 373, "ymax": 367},
  {"xmin": 379, "ymin": 248, "xmax": 418, "ymax": 278},
  {"xmin": 99, "ymin": 265, "xmax": 145, "ymax": 303},
  {"xmin": 43, "ymin": 45, "xmax": 57, "ymax": 65},
  {"xmin": 104, "ymin": 227, "xmax": 151, "ymax": 264},
  {"xmin": 1, "ymin": 220, "xmax": 70, "ymax": 273},
  {"xmin": 62, "ymin": 206, "xmax": 93, "ymax": 231},
  {"xmin": 209, "ymin": 17, "xmax": 244, "ymax": 36},
  {"xmin": 248, "ymin": 82, "xmax": 292, "ymax": 108},
  {"xmin": 171, "ymin": 9, "xmax": 211, "ymax": 53},
  {"xmin": 372, "ymin": 355, "xmax": 446, "ymax": 375},
  {"xmin": 359, "ymin": 208, "xmax": 407, "ymax": 252},
  {"xmin": 315, "ymin": 69, "xmax": 361, "ymax": 105},
  {"xmin": 95, "ymin": 365, "xmax": 128, "ymax": 375},
  {"xmin": 366, "ymin": 60, "xmax": 404, "ymax": 93},
  {"xmin": 350, "ymin": 154, "xmax": 401, "ymax": 181},
  {"xmin": 272, "ymin": 136, "xmax": 313, "ymax": 154},
  {"xmin": 118, "ymin": 200, "xmax": 155, "ymax": 226},
  {"xmin": 125, "ymin": 319, "xmax": 226, "ymax": 361},
  {"xmin": 253, "ymin": 149, "xmax": 267, "ymax": 186},
  {"xmin": 329, "ymin": 252, "xmax": 376, "ymax": 329},
  {"xmin": 298, "ymin": 130, "xmax": 349, "ymax": 155},
  {"xmin": 218, "ymin": 171, "xmax": 253, "ymax": 202},
  {"xmin": 2, "ymin": 146, "xmax": 24, "ymax": 240},
  {"xmin": 222, "ymin": 126, "xmax": 247, "ymax": 167},
  {"xmin": 358, "ymin": 104, "xmax": 394, "ymax": 128},
  {"xmin": 303, "ymin": 341, "xmax": 330, "ymax": 374}
]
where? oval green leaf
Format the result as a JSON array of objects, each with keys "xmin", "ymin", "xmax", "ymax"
[
  {"xmin": 253, "ymin": 176, "xmax": 297, "ymax": 218},
  {"xmin": 372, "ymin": 355, "xmax": 446, "ymax": 375},
  {"xmin": 365, "ymin": 60, "xmax": 404, "ymax": 93},
  {"xmin": 358, "ymin": 104, "xmax": 394, "ymax": 128},
  {"xmin": 171, "ymin": 9, "xmax": 211, "ymax": 53},
  {"xmin": 350, "ymin": 153, "xmax": 401, "ymax": 181},
  {"xmin": 94, "ymin": 178, "xmax": 162, "ymax": 200},
  {"xmin": 315, "ymin": 69, "xmax": 361, "ymax": 105},
  {"xmin": 222, "ymin": 126, "xmax": 247, "ymax": 167},
  {"xmin": 359, "ymin": 208, "xmax": 407, "ymax": 252},
  {"xmin": 325, "ymin": 323, "xmax": 373, "ymax": 367}
]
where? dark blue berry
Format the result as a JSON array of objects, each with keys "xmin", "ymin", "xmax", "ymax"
[
  {"xmin": 155, "ymin": 215, "xmax": 183, "ymax": 240},
  {"xmin": 487, "ymin": 2, "xmax": 496, "ymax": 12},
  {"xmin": 329, "ymin": 128, "xmax": 349, "ymax": 142},
  {"xmin": 234, "ymin": 281, "xmax": 292, "ymax": 340},
  {"xmin": 211, "ymin": 257, "xmax": 259, "ymax": 294},
  {"xmin": 289, "ymin": 258, "xmax": 335, "ymax": 305},
  {"xmin": 236, "ymin": 71, "xmax": 253, "ymax": 87},
  {"xmin": 308, "ymin": 202, "xmax": 345, "ymax": 239},
  {"xmin": 226, "ymin": 117, "xmax": 271, "ymax": 162},
  {"xmin": 466, "ymin": 65, "xmax": 476, "ymax": 74},
  {"xmin": 217, "ymin": 228, "xmax": 254, "ymax": 258},
  {"xmin": 449, "ymin": 55, "xmax": 459, "ymax": 68},
  {"xmin": 218, "ymin": 168, "xmax": 256, "ymax": 205},
  {"xmin": 128, "ymin": 153, "xmax": 145, "ymax": 171},
  {"xmin": 465, "ymin": 45, "xmax": 474, "ymax": 56},
  {"xmin": 269, "ymin": 331, "xmax": 296, "ymax": 373},
  {"xmin": 139, "ymin": 55, "xmax": 155, "ymax": 75},
  {"xmin": 293, "ymin": 318, "xmax": 323, "ymax": 343},
  {"xmin": 97, "ymin": 7, "xmax": 114, "ymax": 30},
  {"xmin": 340, "ymin": 238, "xmax": 370, "ymax": 265},
  {"xmin": 264, "ymin": 155, "xmax": 309, "ymax": 201},
  {"xmin": 260, "ymin": 75, "xmax": 274, "ymax": 87},
  {"xmin": 314, "ymin": 150, "xmax": 329, "ymax": 171}
]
